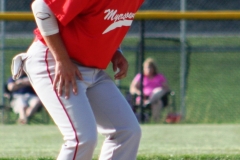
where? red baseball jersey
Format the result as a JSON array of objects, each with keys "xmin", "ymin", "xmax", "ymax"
[{"xmin": 34, "ymin": 0, "xmax": 144, "ymax": 69}]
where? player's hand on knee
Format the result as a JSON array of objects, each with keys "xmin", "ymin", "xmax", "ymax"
[{"xmin": 53, "ymin": 61, "xmax": 82, "ymax": 99}]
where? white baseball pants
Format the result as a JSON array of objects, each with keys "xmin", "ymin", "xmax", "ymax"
[{"xmin": 23, "ymin": 40, "xmax": 141, "ymax": 160}]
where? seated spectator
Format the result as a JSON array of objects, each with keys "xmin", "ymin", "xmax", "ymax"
[
  {"xmin": 7, "ymin": 71, "xmax": 42, "ymax": 124},
  {"xmin": 130, "ymin": 58, "xmax": 170, "ymax": 122}
]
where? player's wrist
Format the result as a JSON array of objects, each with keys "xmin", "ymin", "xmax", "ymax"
[{"xmin": 116, "ymin": 48, "xmax": 123, "ymax": 54}]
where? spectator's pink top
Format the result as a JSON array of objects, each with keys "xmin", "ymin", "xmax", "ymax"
[{"xmin": 133, "ymin": 73, "xmax": 167, "ymax": 97}]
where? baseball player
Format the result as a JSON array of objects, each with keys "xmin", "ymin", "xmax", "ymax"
[{"xmin": 12, "ymin": 0, "xmax": 144, "ymax": 159}]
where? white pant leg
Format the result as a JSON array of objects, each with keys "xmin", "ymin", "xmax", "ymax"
[
  {"xmin": 24, "ymin": 41, "xmax": 98, "ymax": 160},
  {"xmin": 87, "ymin": 71, "xmax": 142, "ymax": 160}
]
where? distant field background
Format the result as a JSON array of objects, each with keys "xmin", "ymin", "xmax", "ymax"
[{"xmin": 2, "ymin": 35, "xmax": 240, "ymax": 124}]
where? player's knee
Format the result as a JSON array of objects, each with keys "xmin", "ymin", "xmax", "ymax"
[
  {"xmin": 63, "ymin": 132, "xmax": 98, "ymax": 152},
  {"xmin": 130, "ymin": 124, "xmax": 142, "ymax": 141},
  {"xmin": 77, "ymin": 131, "xmax": 98, "ymax": 149},
  {"xmin": 122, "ymin": 123, "xmax": 142, "ymax": 143}
]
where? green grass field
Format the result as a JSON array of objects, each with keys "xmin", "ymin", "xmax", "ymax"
[{"xmin": 1, "ymin": 124, "xmax": 240, "ymax": 160}]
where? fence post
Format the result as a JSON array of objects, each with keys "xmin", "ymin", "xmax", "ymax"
[
  {"xmin": 180, "ymin": 0, "xmax": 187, "ymax": 118},
  {"xmin": 0, "ymin": 0, "xmax": 5, "ymax": 106},
  {"xmin": 139, "ymin": 20, "xmax": 145, "ymax": 123}
]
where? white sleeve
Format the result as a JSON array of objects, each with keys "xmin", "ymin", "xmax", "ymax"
[{"xmin": 31, "ymin": 0, "xmax": 59, "ymax": 36}]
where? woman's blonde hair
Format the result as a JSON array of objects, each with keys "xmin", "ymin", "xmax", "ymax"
[{"xmin": 143, "ymin": 57, "xmax": 158, "ymax": 75}]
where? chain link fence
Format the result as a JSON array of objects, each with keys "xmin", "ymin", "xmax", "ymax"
[{"xmin": 1, "ymin": 0, "xmax": 240, "ymax": 123}]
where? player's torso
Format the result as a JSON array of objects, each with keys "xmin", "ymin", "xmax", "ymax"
[{"xmin": 59, "ymin": 0, "xmax": 144, "ymax": 68}]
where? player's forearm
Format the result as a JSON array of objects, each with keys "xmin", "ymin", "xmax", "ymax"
[{"xmin": 43, "ymin": 33, "xmax": 71, "ymax": 63}]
